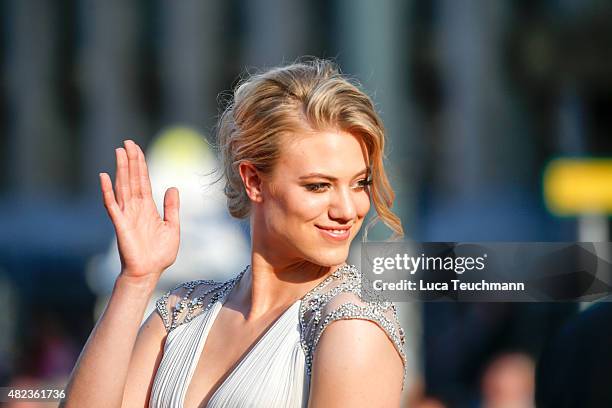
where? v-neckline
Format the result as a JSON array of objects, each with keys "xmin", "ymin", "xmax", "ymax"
[
  {"xmin": 182, "ymin": 263, "xmax": 349, "ymax": 408},
  {"xmin": 182, "ymin": 278, "xmax": 302, "ymax": 408}
]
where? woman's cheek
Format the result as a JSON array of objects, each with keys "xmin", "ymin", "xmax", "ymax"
[
  {"xmin": 292, "ymin": 193, "xmax": 329, "ymax": 218},
  {"xmin": 356, "ymin": 192, "xmax": 371, "ymax": 216}
]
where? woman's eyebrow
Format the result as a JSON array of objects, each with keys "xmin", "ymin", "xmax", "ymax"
[{"xmin": 298, "ymin": 168, "xmax": 369, "ymax": 181}]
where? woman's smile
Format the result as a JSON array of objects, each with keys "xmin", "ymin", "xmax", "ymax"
[{"xmin": 315, "ymin": 224, "xmax": 352, "ymax": 242}]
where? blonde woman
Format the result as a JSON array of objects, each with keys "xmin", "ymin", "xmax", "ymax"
[{"xmin": 62, "ymin": 59, "xmax": 406, "ymax": 407}]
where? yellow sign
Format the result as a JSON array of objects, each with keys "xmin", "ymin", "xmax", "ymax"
[{"xmin": 544, "ymin": 158, "xmax": 612, "ymax": 215}]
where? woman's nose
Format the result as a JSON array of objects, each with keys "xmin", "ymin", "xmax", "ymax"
[{"xmin": 328, "ymin": 187, "xmax": 357, "ymax": 222}]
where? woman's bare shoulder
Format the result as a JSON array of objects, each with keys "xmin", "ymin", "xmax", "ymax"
[
  {"xmin": 307, "ymin": 317, "xmax": 405, "ymax": 406},
  {"xmin": 302, "ymin": 265, "xmax": 406, "ymax": 405},
  {"xmin": 300, "ymin": 264, "xmax": 406, "ymax": 379}
]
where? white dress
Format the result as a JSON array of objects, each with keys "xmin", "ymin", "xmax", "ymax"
[{"xmin": 149, "ymin": 264, "xmax": 406, "ymax": 408}]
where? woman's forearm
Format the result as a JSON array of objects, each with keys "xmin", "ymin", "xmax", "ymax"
[
  {"xmin": 60, "ymin": 140, "xmax": 179, "ymax": 406},
  {"xmin": 61, "ymin": 272, "xmax": 157, "ymax": 407}
]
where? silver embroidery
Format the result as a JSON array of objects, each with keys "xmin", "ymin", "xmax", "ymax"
[
  {"xmin": 155, "ymin": 266, "xmax": 248, "ymax": 332},
  {"xmin": 299, "ymin": 264, "xmax": 407, "ymax": 385}
]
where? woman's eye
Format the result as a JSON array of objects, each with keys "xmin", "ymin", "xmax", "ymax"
[
  {"xmin": 305, "ymin": 183, "xmax": 331, "ymax": 192},
  {"xmin": 354, "ymin": 178, "xmax": 372, "ymax": 190}
]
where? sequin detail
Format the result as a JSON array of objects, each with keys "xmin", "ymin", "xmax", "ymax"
[
  {"xmin": 155, "ymin": 266, "xmax": 248, "ymax": 332},
  {"xmin": 299, "ymin": 264, "xmax": 407, "ymax": 384}
]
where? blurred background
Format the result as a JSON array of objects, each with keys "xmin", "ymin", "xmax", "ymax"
[{"xmin": 1, "ymin": 0, "xmax": 612, "ymax": 407}]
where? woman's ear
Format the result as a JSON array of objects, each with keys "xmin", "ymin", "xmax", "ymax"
[{"xmin": 238, "ymin": 162, "xmax": 264, "ymax": 203}]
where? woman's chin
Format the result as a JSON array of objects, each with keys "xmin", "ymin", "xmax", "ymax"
[{"xmin": 303, "ymin": 246, "xmax": 350, "ymax": 268}]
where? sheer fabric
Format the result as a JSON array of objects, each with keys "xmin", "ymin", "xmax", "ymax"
[{"xmin": 149, "ymin": 264, "xmax": 406, "ymax": 408}]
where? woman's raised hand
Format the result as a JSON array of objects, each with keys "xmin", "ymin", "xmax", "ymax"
[{"xmin": 99, "ymin": 140, "xmax": 180, "ymax": 283}]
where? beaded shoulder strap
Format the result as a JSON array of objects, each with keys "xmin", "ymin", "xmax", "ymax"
[
  {"xmin": 155, "ymin": 266, "xmax": 248, "ymax": 332},
  {"xmin": 299, "ymin": 264, "xmax": 407, "ymax": 384}
]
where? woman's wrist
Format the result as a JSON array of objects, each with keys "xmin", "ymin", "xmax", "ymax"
[{"xmin": 114, "ymin": 271, "xmax": 160, "ymax": 299}]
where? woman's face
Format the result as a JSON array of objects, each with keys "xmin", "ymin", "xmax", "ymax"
[{"xmin": 255, "ymin": 129, "xmax": 371, "ymax": 267}]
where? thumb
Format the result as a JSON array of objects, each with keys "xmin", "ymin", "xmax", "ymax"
[{"xmin": 163, "ymin": 187, "xmax": 180, "ymax": 227}]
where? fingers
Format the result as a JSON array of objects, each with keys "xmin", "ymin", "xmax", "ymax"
[
  {"xmin": 99, "ymin": 172, "xmax": 121, "ymax": 222},
  {"xmin": 115, "ymin": 147, "xmax": 130, "ymax": 207},
  {"xmin": 163, "ymin": 187, "xmax": 180, "ymax": 228},
  {"xmin": 114, "ymin": 140, "xmax": 148, "ymax": 208},
  {"xmin": 124, "ymin": 140, "xmax": 142, "ymax": 198},
  {"xmin": 136, "ymin": 144, "xmax": 153, "ymax": 197}
]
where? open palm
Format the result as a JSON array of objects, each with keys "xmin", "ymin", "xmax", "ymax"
[{"xmin": 99, "ymin": 140, "xmax": 180, "ymax": 281}]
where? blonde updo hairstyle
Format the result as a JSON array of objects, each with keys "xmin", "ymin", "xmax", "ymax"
[{"xmin": 216, "ymin": 58, "xmax": 403, "ymax": 239}]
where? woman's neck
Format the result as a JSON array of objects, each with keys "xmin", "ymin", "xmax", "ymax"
[{"xmin": 233, "ymin": 253, "xmax": 344, "ymax": 321}]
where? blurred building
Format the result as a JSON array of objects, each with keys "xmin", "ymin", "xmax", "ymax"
[{"xmin": 1, "ymin": 1, "xmax": 612, "ymax": 405}]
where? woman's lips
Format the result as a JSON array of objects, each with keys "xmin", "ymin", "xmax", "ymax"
[{"xmin": 316, "ymin": 225, "xmax": 351, "ymax": 242}]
